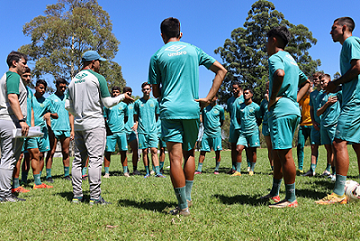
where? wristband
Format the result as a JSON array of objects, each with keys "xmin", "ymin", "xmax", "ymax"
[{"xmin": 19, "ymin": 117, "xmax": 26, "ymax": 123}]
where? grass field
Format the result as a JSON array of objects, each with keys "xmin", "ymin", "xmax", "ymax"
[{"xmin": 2, "ymin": 146, "xmax": 360, "ymax": 240}]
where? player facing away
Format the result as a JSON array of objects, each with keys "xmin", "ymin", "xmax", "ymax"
[
  {"xmin": 195, "ymin": 95, "xmax": 225, "ymax": 175},
  {"xmin": 66, "ymin": 50, "xmax": 134, "ymax": 205},
  {"xmin": 148, "ymin": 17, "xmax": 226, "ymax": 216},
  {"xmin": 133, "ymin": 82, "xmax": 165, "ymax": 178},
  {"xmin": 103, "ymin": 86, "xmax": 130, "ymax": 178},
  {"xmin": 316, "ymin": 17, "xmax": 360, "ymax": 204},
  {"xmin": 0, "ymin": 51, "xmax": 29, "ymax": 202},
  {"xmin": 261, "ymin": 26, "xmax": 310, "ymax": 208},
  {"xmin": 45, "ymin": 78, "xmax": 74, "ymax": 183},
  {"xmin": 226, "ymin": 83, "xmax": 244, "ymax": 174},
  {"xmin": 234, "ymin": 88, "xmax": 261, "ymax": 176}
]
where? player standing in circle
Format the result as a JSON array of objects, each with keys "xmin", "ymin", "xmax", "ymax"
[
  {"xmin": 260, "ymin": 26, "xmax": 310, "ymax": 208},
  {"xmin": 148, "ymin": 17, "xmax": 226, "ymax": 215},
  {"xmin": 66, "ymin": 50, "xmax": 133, "ymax": 205},
  {"xmin": 316, "ymin": 17, "xmax": 360, "ymax": 204}
]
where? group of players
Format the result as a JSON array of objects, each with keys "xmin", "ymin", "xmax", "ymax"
[{"xmin": 0, "ymin": 16, "xmax": 359, "ymax": 213}]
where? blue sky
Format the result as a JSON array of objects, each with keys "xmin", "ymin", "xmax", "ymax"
[{"xmin": 0, "ymin": 0, "xmax": 359, "ymax": 98}]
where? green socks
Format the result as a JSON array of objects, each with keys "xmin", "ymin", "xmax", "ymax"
[
  {"xmin": 46, "ymin": 168, "xmax": 52, "ymax": 178},
  {"xmin": 159, "ymin": 161, "xmax": 164, "ymax": 170},
  {"xmin": 310, "ymin": 163, "xmax": 316, "ymax": 173},
  {"xmin": 236, "ymin": 162, "xmax": 241, "ymax": 173},
  {"xmin": 104, "ymin": 167, "xmax": 110, "ymax": 174},
  {"xmin": 174, "ymin": 187, "xmax": 188, "ymax": 209},
  {"xmin": 331, "ymin": 166, "xmax": 336, "ymax": 175},
  {"xmin": 334, "ymin": 174, "xmax": 346, "ymax": 196},
  {"xmin": 64, "ymin": 166, "xmax": 70, "ymax": 177},
  {"xmin": 145, "ymin": 166, "xmax": 150, "ymax": 174},
  {"xmin": 197, "ymin": 163, "xmax": 203, "ymax": 172},
  {"xmin": 34, "ymin": 174, "xmax": 42, "ymax": 185},
  {"xmin": 285, "ymin": 183, "xmax": 296, "ymax": 202},
  {"xmin": 250, "ymin": 162, "xmax": 256, "ymax": 172},
  {"xmin": 22, "ymin": 171, "xmax": 28, "ymax": 184},
  {"xmin": 13, "ymin": 178, "xmax": 20, "ymax": 189},
  {"xmin": 123, "ymin": 166, "xmax": 128, "ymax": 174},
  {"xmin": 82, "ymin": 167, "xmax": 88, "ymax": 176},
  {"xmin": 270, "ymin": 178, "xmax": 282, "ymax": 197},
  {"xmin": 232, "ymin": 162, "xmax": 236, "ymax": 171},
  {"xmin": 185, "ymin": 180, "xmax": 194, "ymax": 202},
  {"xmin": 154, "ymin": 166, "xmax": 160, "ymax": 175},
  {"xmin": 215, "ymin": 162, "xmax": 220, "ymax": 172},
  {"xmin": 326, "ymin": 164, "xmax": 331, "ymax": 172}
]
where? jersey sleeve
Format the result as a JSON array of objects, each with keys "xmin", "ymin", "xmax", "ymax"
[
  {"xmin": 220, "ymin": 107, "xmax": 225, "ymax": 122},
  {"xmin": 298, "ymin": 70, "xmax": 308, "ymax": 86},
  {"xmin": 346, "ymin": 37, "xmax": 360, "ymax": 62},
  {"xmin": 236, "ymin": 104, "xmax": 241, "ymax": 119},
  {"xmin": 46, "ymin": 100, "xmax": 56, "ymax": 114},
  {"xmin": 196, "ymin": 46, "xmax": 216, "ymax": 69},
  {"xmin": 6, "ymin": 72, "xmax": 21, "ymax": 95},
  {"xmin": 148, "ymin": 54, "xmax": 161, "ymax": 85},
  {"xmin": 255, "ymin": 104, "xmax": 261, "ymax": 119},
  {"xmin": 133, "ymin": 101, "xmax": 138, "ymax": 116},
  {"xmin": 96, "ymin": 74, "xmax": 111, "ymax": 98},
  {"xmin": 155, "ymin": 100, "xmax": 160, "ymax": 115},
  {"xmin": 268, "ymin": 55, "xmax": 284, "ymax": 77}
]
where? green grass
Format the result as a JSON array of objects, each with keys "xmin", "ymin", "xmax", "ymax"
[{"xmin": 2, "ymin": 146, "xmax": 360, "ymax": 240}]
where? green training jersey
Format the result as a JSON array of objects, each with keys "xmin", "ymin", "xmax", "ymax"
[
  {"xmin": 317, "ymin": 90, "xmax": 342, "ymax": 128},
  {"xmin": 32, "ymin": 96, "xmax": 55, "ymax": 128},
  {"xmin": 124, "ymin": 102, "xmax": 134, "ymax": 135},
  {"xmin": 259, "ymin": 98, "xmax": 269, "ymax": 126},
  {"xmin": 134, "ymin": 97, "xmax": 159, "ymax": 134},
  {"xmin": 25, "ymin": 86, "xmax": 33, "ymax": 125},
  {"xmin": 148, "ymin": 41, "xmax": 216, "ymax": 120},
  {"xmin": 227, "ymin": 95, "xmax": 244, "ymax": 130},
  {"xmin": 309, "ymin": 89, "xmax": 321, "ymax": 124},
  {"xmin": 236, "ymin": 102, "xmax": 261, "ymax": 135},
  {"xmin": 202, "ymin": 104, "xmax": 225, "ymax": 137},
  {"xmin": 268, "ymin": 50, "xmax": 308, "ymax": 119},
  {"xmin": 48, "ymin": 93, "xmax": 70, "ymax": 131},
  {"xmin": 103, "ymin": 102, "xmax": 127, "ymax": 133}
]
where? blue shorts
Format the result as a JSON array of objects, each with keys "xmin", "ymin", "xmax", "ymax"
[
  {"xmin": 262, "ymin": 123, "xmax": 270, "ymax": 136},
  {"xmin": 200, "ymin": 134, "xmax": 222, "ymax": 152},
  {"xmin": 310, "ymin": 126, "xmax": 321, "ymax": 145},
  {"xmin": 161, "ymin": 119, "xmax": 200, "ymax": 151},
  {"xmin": 138, "ymin": 133, "xmax": 158, "ymax": 149},
  {"xmin": 269, "ymin": 115, "xmax": 300, "ymax": 150},
  {"xmin": 105, "ymin": 132, "xmax": 128, "ymax": 152},
  {"xmin": 126, "ymin": 131, "xmax": 137, "ymax": 143},
  {"xmin": 335, "ymin": 104, "xmax": 360, "ymax": 144},
  {"xmin": 237, "ymin": 129, "xmax": 260, "ymax": 148},
  {"xmin": 321, "ymin": 125, "xmax": 336, "ymax": 145},
  {"xmin": 24, "ymin": 127, "xmax": 50, "ymax": 153},
  {"xmin": 229, "ymin": 125, "xmax": 240, "ymax": 143},
  {"xmin": 53, "ymin": 130, "xmax": 71, "ymax": 140}
]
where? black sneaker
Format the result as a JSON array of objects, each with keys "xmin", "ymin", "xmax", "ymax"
[
  {"xmin": 2, "ymin": 194, "xmax": 26, "ymax": 202},
  {"xmin": 132, "ymin": 170, "xmax": 142, "ymax": 176},
  {"xmin": 46, "ymin": 177, "xmax": 54, "ymax": 183},
  {"xmin": 89, "ymin": 196, "xmax": 112, "ymax": 206},
  {"xmin": 63, "ymin": 176, "xmax": 72, "ymax": 181}
]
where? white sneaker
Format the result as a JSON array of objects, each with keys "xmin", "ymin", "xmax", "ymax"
[
  {"xmin": 302, "ymin": 170, "xmax": 315, "ymax": 177},
  {"xmin": 150, "ymin": 170, "xmax": 155, "ymax": 175},
  {"xmin": 247, "ymin": 167, "xmax": 250, "ymax": 172},
  {"xmin": 103, "ymin": 173, "xmax": 110, "ymax": 178},
  {"xmin": 321, "ymin": 170, "xmax": 331, "ymax": 177}
]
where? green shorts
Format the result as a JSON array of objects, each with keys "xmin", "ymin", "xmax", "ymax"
[
  {"xmin": 138, "ymin": 133, "xmax": 158, "ymax": 149},
  {"xmin": 105, "ymin": 132, "xmax": 128, "ymax": 152},
  {"xmin": 161, "ymin": 119, "xmax": 200, "ymax": 151},
  {"xmin": 237, "ymin": 129, "xmax": 260, "ymax": 148},
  {"xmin": 269, "ymin": 114, "xmax": 300, "ymax": 150},
  {"xmin": 335, "ymin": 104, "xmax": 360, "ymax": 144},
  {"xmin": 262, "ymin": 123, "xmax": 270, "ymax": 137},
  {"xmin": 53, "ymin": 130, "xmax": 71, "ymax": 140},
  {"xmin": 310, "ymin": 126, "xmax": 321, "ymax": 145},
  {"xmin": 200, "ymin": 133, "xmax": 222, "ymax": 152},
  {"xmin": 321, "ymin": 124, "xmax": 336, "ymax": 145},
  {"xmin": 24, "ymin": 127, "xmax": 50, "ymax": 152},
  {"xmin": 229, "ymin": 124, "xmax": 240, "ymax": 143}
]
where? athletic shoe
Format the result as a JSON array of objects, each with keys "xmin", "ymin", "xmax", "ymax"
[
  {"xmin": 45, "ymin": 177, "xmax": 54, "ymax": 183},
  {"xmin": 33, "ymin": 183, "xmax": 53, "ymax": 189},
  {"xmin": 160, "ymin": 168, "xmax": 164, "ymax": 174},
  {"xmin": 63, "ymin": 176, "xmax": 72, "ymax": 181},
  {"xmin": 226, "ymin": 169, "xmax": 235, "ymax": 174},
  {"xmin": 231, "ymin": 171, "xmax": 241, "ymax": 177},
  {"xmin": 247, "ymin": 167, "xmax": 250, "ymax": 172},
  {"xmin": 321, "ymin": 170, "xmax": 331, "ymax": 177},
  {"xmin": 269, "ymin": 199, "xmax": 298, "ymax": 208},
  {"xmin": 269, "ymin": 170, "xmax": 274, "ymax": 175},
  {"xmin": 150, "ymin": 170, "xmax": 155, "ymax": 175},
  {"xmin": 89, "ymin": 196, "xmax": 112, "ymax": 206},
  {"xmin": 82, "ymin": 174, "xmax": 88, "ymax": 180},
  {"xmin": 2, "ymin": 194, "xmax": 26, "ymax": 202},
  {"xmin": 124, "ymin": 172, "xmax": 130, "ymax": 177},
  {"xmin": 214, "ymin": 171, "xmax": 219, "ymax": 175},
  {"xmin": 187, "ymin": 200, "xmax": 193, "ymax": 208},
  {"xmin": 103, "ymin": 173, "xmax": 110, "ymax": 178},
  {"xmin": 315, "ymin": 193, "xmax": 348, "ymax": 205},
  {"xmin": 132, "ymin": 170, "xmax": 142, "ymax": 176},
  {"xmin": 72, "ymin": 197, "xmax": 83, "ymax": 204},
  {"xmin": 259, "ymin": 193, "xmax": 281, "ymax": 203},
  {"xmin": 144, "ymin": 173, "xmax": 150, "ymax": 178},
  {"xmin": 296, "ymin": 169, "xmax": 304, "ymax": 175},
  {"xmin": 329, "ymin": 174, "xmax": 336, "ymax": 182},
  {"xmin": 249, "ymin": 171, "xmax": 254, "ymax": 176},
  {"xmin": 170, "ymin": 207, "xmax": 190, "ymax": 216},
  {"xmin": 302, "ymin": 170, "xmax": 315, "ymax": 177},
  {"xmin": 155, "ymin": 173, "xmax": 166, "ymax": 178},
  {"xmin": 194, "ymin": 171, "xmax": 202, "ymax": 175},
  {"xmin": 12, "ymin": 186, "xmax": 30, "ymax": 193}
]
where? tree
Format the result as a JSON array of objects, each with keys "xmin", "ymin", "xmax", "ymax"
[
  {"xmin": 333, "ymin": 71, "xmax": 341, "ymax": 79},
  {"xmin": 19, "ymin": 0, "xmax": 125, "ymax": 90},
  {"xmin": 215, "ymin": 0, "xmax": 320, "ymax": 104}
]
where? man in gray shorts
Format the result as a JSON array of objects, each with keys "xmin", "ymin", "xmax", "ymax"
[{"xmin": 66, "ymin": 50, "xmax": 133, "ymax": 205}]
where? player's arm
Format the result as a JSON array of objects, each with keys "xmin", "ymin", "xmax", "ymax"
[
  {"xmin": 220, "ymin": 108, "xmax": 224, "ymax": 127},
  {"xmin": 31, "ymin": 108, "xmax": 35, "ymax": 127},
  {"xmin": 309, "ymin": 106, "xmax": 319, "ymax": 131},
  {"xmin": 326, "ymin": 59, "xmax": 360, "ymax": 93},
  {"xmin": 316, "ymin": 96, "xmax": 338, "ymax": 117},
  {"xmin": 8, "ymin": 93, "xmax": 29, "ymax": 136},
  {"xmin": 268, "ymin": 69, "xmax": 284, "ymax": 110},
  {"xmin": 297, "ymin": 80, "xmax": 311, "ymax": 102},
  {"xmin": 69, "ymin": 113, "xmax": 74, "ymax": 141},
  {"xmin": 152, "ymin": 84, "xmax": 161, "ymax": 98},
  {"xmin": 133, "ymin": 114, "xmax": 139, "ymax": 131}
]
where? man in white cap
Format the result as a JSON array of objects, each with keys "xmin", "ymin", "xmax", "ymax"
[{"xmin": 66, "ymin": 50, "xmax": 133, "ymax": 205}]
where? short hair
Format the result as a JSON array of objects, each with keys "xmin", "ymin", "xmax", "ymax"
[
  {"xmin": 335, "ymin": 17, "xmax": 355, "ymax": 32},
  {"xmin": 232, "ymin": 82, "xmax": 242, "ymax": 89},
  {"xmin": 312, "ymin": 72, "xmax": 322, "ymax": 78},
  {"xmin": 36, "ymin": 79, "xmax": 48, "ymax": 89},
  {"xmin": 6, "ymin": 51, "xmax": 28, "ymax": 68},
  {"xmin": 244, "ymin": 88, "xmax": 253, "ymax": 95},
  {"xmin": 112, "ymin": 86, "xmax": 121, "ymax": 92},
  {"xmin": 123, "ymin": 86, "xmax": 132, "ymax": 93},
  {"xmin": 320, "ymin": 73, "xmax": 331, "ymax": 80},
  {"xmin": 141, "ymin": 82, "xmax": 151, "ymax": 89},
  {"xmin": 267, "ymin": 26, "xmax": 291, "ymax": 48},
  {"xmin": 161, "ymin": 17, "xmax": 180, "ymax": 38},
  {"xmin": 55, "ymin": 77, "xmax": 68, "ymax": 86},
  {"xmin": 24, "ymin": 67, "xmax": 31, "ymax": 74}
]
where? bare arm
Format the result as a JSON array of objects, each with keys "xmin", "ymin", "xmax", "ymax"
[
  {"xmin": 8, "ymin": 93, "xmax": 29, "ymax": 136},
  {"xmin": 309, "ymin": 106, "xmax": 319, "ymax": 131},
  {"xmin": 31, "ymin": 108, "xmax": 35, "ymax": 127},
  {"xmin": 326, "ymin": 59, "xmax": 360, "ymax": 93},
  {"xmin": 69, "ymin": 113, "xmax": 74, "ymax": 141},
  {"xmin": 317, "ymin": 96, "xmax": 338, "ymax": 117},
  {"xmin": 297, "ymin": 80, "xmax": 311, "ymax": 102},
  {"xmin": 133, "ymin": 114, "xmax": 138, "ymax": 131},
  {"xmin": 152, "ymin": 84, "xmax": 161, "ymax": 98},
  {"xmin": 268, "ymin": 69, "xmax": 284, "ymax": 110}
]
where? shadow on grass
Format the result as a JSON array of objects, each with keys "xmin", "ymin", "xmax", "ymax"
[
  {"xmin": 55, "ymin": 191, "xmax": 90, "ymax": 202},
  {"xmin": 117, "ymin": 199, "xmax": 177, "ymax": 212},
  {"xmin": 212, "ymin": 194, "xmax": 269, "ymax": 206}
]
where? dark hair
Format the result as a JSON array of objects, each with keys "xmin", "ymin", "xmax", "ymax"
[
  {"xmin": 161, "ymin": 17, "xmax": 180, "ymax": 38},
  {"xmin": 112, "ymin": 86, "xmax": 121, "ymax": 92},
  {"xmin": 312, "ymin": 72, "xmax": 323, "ymax": 78},
  {"xmin": 232, "ymin": 82, "xmax": 242, "ymax": 89},
  {"xmin": 141, "ymin": 82, "xmax": 151, "ymax": 89},
  {"xmin": 36, "ymin": 79, "xmax": 48, "ymax": 89},
  {"xmin": 320, "ymin": 73, "xmax": 331, "ymax": 80},
  {"xmin": 24, "ymin": 67, "xmax": 31, "ymax": 74},
  {"xmin": 55, "ymin": 77, "xmax": 68, "ymax": 86},
  {"xmin": 335, "ymin": 17, "xmax": 355, "ymax": 32},
  {"xmin": 6, "ymin": 51, "xmax": 28, "ymax": 68},
  {"xmin": 267, "ymin": 26, "xmax": 291, "ymax": 48},
  {"xmin": 244, "ymin": 88, "xmax": 253, "ymax": 95},
  {"xmin": 123, "ymin": 86, "xmax": 132, "ymax": 93}
]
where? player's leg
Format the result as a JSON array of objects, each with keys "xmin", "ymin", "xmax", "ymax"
[
  {"xmin": 60, "ymin": 135, "xmax": 71, "ymax": 180},
  {"xmin": 296, "ymin": 126, "xmax": 306, "ymax": 173},
  {"xmin": 82, "ymin": 157, "xmax": 89, "ymax": 180},
  {"xmin": 352, "ymin": 144, "xmax": 360, "ymax": 179},
  {"xmin": 12, "ymin": 153, "xmax": 25, "ymax": 193},
  {"xmin": 103, "ymin": 152, "xmax": 112, "ymax": 178},
  {"xmin": 103, "ymin": 134, "xmax": 116, "ymax": 178},
  {"xmin": 260, "ymin": 150, "xmax": 282, "ymax": 202},
  {"xmin": 213, "ymin": 135, "xmax": 222, "ymax": 174},
  {"xmin": 142, "ymin": 148, "xmax": 150, "ymax": 177},
  {"xmin": 248, "ymin": 147, "xmax": 257, "ymax": 176},
  {"xmin": 214, "ymin": 150, "xmax": 221, "ymax": 174},
  {"xmin": 129, "ymin": 136, "xmax": 140, "ymax": 175},
  {"xmin": 159, "ymin": 146, "xmax": 166, "ymax": 173},
  {"xmin": 324, "ymin": 144, "xmax": 334, "ymax": 174},
  {"xmin": 45, "ymin": 128, "xmax": 56, "ymax": 182},
  {"xmin": 232, "ymin": 134, "xmax": 246, "ymax": 176},
  {"xmin": 196, "ymin": 134, "xmax": 210, "ymax": 174},
  {"xmin": 196, "ymin": 151, "xmax": 206, "ymax": 174},
  {"xmin": 148, "ymin": 133, "xmax": 163, "ymax": 177},
  {"xmin": 21, "ymin": 152, "xmax": 30, "ymax": 185},
  {"xmin": 247, "ymin": 130, "xmax": 260, "ymax": 175},
  {"xmin": 228, "ymin": 126, "xmax": 238, "ymax": 174},
  {"xmin": 72, "ymin": 130, "xmax": 87, "ymax": 203},
  {"xmin": 118, "ymin": 132, "xmax": 129, "ymax": 177},
  {"xmin": 264, "ymin": 135, "xmax": 274, "ymax": 171}
]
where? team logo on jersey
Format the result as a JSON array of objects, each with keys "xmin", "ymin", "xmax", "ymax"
[
  {"xmin": 40, "ymin": 103, "xmax": 44, "ymax": 108},
  {"xmin": 150, "ymin": 103, "xmax": 154, "ymax": 107},
  {"xmin": 249, "ymin": 108, "xmax": 254, "ymax": 113},
  {"xmin": 165, "ymin": 45, "xmax": 186, "ymax": 52},
  {"xmin": 141, "ymin": 104, "xmax": 144, "ymax": 107},
  {"xmin": 55, "ymin": 99, "xmax": 59, "ymax": 102},
  {"xmin": 214, "ymin": 110, "xmax": 219, "ymax": 115}
]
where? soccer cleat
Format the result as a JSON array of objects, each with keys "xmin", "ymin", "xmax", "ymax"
[
  {"xmin": 2, "ymin": 194, "xmax": 26, "ymax": 202},
  {"xmin": 249, "ymin": 171, "xmax": 254, "ymax": 176},
  {"xmin": 170, "ymin": 207, "xmax": 190, "ymax": 216},
  {"xmin": 12, "ymin": 186, "xmax": 30, "ymax": 193},
  {"xmin": 194, "ymin": 171, "xmax": 202, "ymax": 175},
  {"xmin": 302, "ymin": 170, "xmax": 315, "ymax": 177},
  {"xmin": 33, "ymin": 183, "xmax": 53, "ymax": 189},
  {"xmin": 226, "ymin": 169, "xmax": 236, "ymax": 174},
  {"xmin": 144, "ymin": 173, "xmax": 150, "ymax": 178},
  {"xmin": 321, "ymin": 170, "xmax": 331, "ymax": 177},
  {"xmin": 132, "ymin": 170, "xmax": 142, "ymax": 176},
  {"xmin": 315, "ymin": 193, "xmax": 348, "ymax": 205},
  {"xmin": 45, "ymin": 177, "xmax": 54, "ymax": 183},
  {"xmin": 214, "ymin": 171, "xmax": 219, "ymax": 175},
  {"xmin": 103, "ymin": 173, "xmax": 110, "ymax": 178},
  {"xmin": 247, "ymin": 167, "xmax": 250, "ymax": 172},
  {"xmin": 89, "ymin": 196, "xmax": 112, "ymax": 206},
  {"xmin": 63, "ymin": 176, "xmax": 72, "ymax": 181},
  {"xmin": 328, "ymin": 174, "xmax": 336, "ymax": 182},
  {"xmin": 269, "ymin": 199, "xmax": 298, "ymax": 208},
  {"xmin": 296, "ymin": 169, "xmax": 304, "ymax": 175},
  {"xmin": 72, "ymin": 197, "xmax": 84, "ymax": 204},
  {"xmin": 260, "ymin": 193, "xmax": 281, "ymax": 203},
  {"xmin": 231, "ymin": 171, "xmax": 241, "ymax": 177},
  {"xmin": 155, "ymin": 173, "xmax": 166, "ymax": 178},
  {"xmin": 124, "ymin": 172, "xmax": 130, "ymax": 177},
  {"xmin": 150, "ymin": 170, "xmax": 155, "ymax": 175},
  {"xmin": 82, "ymin": 174, "xmax": 88, "ymax": 180}
]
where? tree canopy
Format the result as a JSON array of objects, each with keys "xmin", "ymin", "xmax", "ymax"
[
  {"xmin": 215, "ymin": 0, "xmax": 320, "ymax": 104},
  {"xmin": 19, "ymin": 0, "xmax": 125, "ymax": 90}
]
